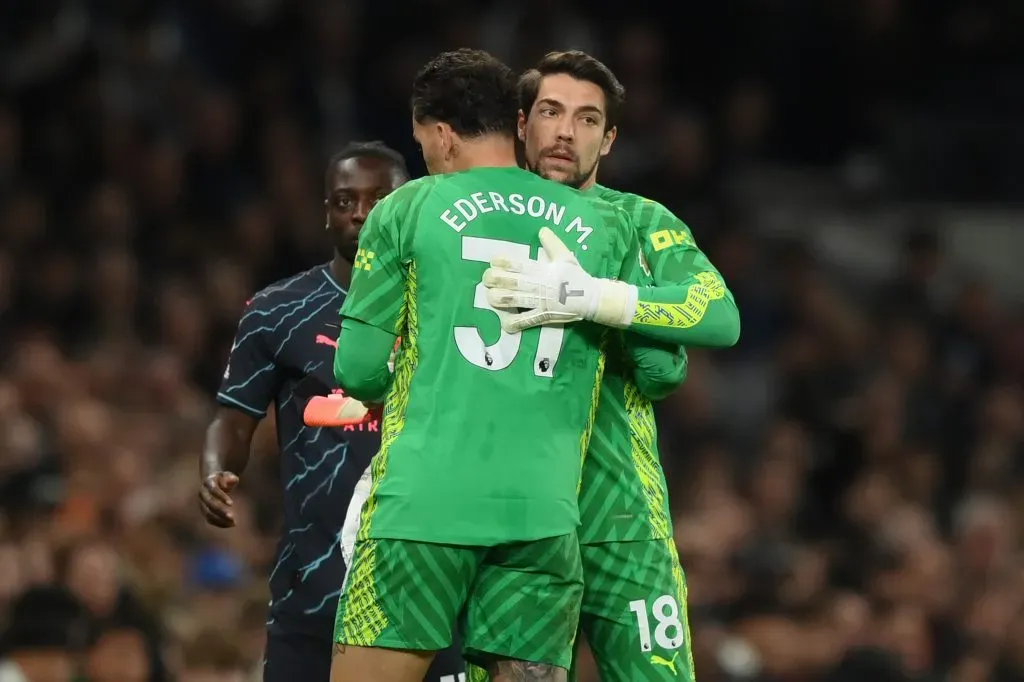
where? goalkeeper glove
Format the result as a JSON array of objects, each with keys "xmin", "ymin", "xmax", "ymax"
[
  {"xmin": 303, "ymin": 338, "xmax": 399, "ymax": 427},
  {"xmin": 303, "ymin": 394, "xmax": 380, "ymax": 427},
  {"xmin": 482, "ymin": 227, "xmax": 638, "ymax": 333}
]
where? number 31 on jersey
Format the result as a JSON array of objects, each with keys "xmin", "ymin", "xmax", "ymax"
[{"xmin": 454, "ymin": 236, "xmax": 565, "ymax": 378}]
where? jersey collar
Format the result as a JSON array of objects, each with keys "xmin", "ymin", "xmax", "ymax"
[{"xmin": 321, "ymin": 265, "xmax": 348, "ymax": 294}]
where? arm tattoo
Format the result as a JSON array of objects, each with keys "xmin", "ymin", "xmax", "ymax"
[{"xmin": 486, "ymin": 660, "xmax": 565, "ymax": 682}]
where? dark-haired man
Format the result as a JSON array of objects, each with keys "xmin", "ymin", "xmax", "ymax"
[
  {"xmin": 329, "ymin": 48, "xmax": 687, "ymax": 682},
  {"xmin": 199, "ymin": 142, "xmax": 464, "ymax": 682},
  {"xmin": 482, "ymin": 50, "xmax": 741, "ymax": 681},
  {"xmin": 0, "ymin": 586, "xmax": 89, "ymax": 682}
]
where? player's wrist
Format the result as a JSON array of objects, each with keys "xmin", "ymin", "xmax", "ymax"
[{"xmin": 586, "ymin": 279, "xmax": 638, "ymax": 328}]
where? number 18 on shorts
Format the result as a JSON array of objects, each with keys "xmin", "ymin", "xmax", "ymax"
[{"xmin": 577, "ymin": 540, "xmax": 695, "ymax": 681}]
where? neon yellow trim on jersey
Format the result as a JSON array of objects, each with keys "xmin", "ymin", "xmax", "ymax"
[
  {"xmin": 466, "ymin": 665, "xmax": 489, "ymax": 682},
  {"xmin": 342, "ymin": 265, "xmax": 420, "ymax": 646},
  {"xmin": 623, "ymin": 383, "xmax": 670, "ymax": 538},
  {"xmin": 339, "ymin": 539, "xmax": 388, "ymax": 644},
  {"xmin": 666, "ymin": 538, "xmax": 696, "ymax": 676},
  {"xmin": 357, "ymin": 262, "xmax": 419, "ymax": 542},
  {"xmin": 632, "ymin": 271, "xmax": 726, "ymax": 328},
  {"xmin": 577, "ymin": 339, "xmax": 608, "ymax": 494}
]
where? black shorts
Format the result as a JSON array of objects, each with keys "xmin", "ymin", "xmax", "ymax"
[{"xmin": 263, "ymin": 631, "xmax": 466, "ymax": 682}]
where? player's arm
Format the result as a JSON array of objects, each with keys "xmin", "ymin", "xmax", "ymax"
[
  {"xmin": 333, "ymin": 194, "xmax": 405, "ymax": 403},
  {"xmin": 628, "ymin": 205, "xmax": 740, "ymax": 347},
  {"xmin": 333, "ymin": 319, "xmax": 395, "ymax": 402},
  {"xmin": 201, "ymin": 298, "xmax": 281, "ymax": 528},
  {"xmin": 483, "ymin": 217, "xmax": 741, "ymax": 348},
  {"xmin": 624, "ymin": 334, "xmax": 689, "ymax": 400},
  {"xmin": 617, "ymin": 233, "xmax": 689, "ymax": 400}
]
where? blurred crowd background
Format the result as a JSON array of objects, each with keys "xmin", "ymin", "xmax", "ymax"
[{"xmin": 1, "ymin": 1, "xmax": 1023, "ymax": 681}]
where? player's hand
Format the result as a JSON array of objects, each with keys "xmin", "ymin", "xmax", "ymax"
[
  {"xmin": 199, "ymin": 471, "xmax": 239, "ymax": 528},
  {"xmin": 482, "ymin": 227, "xmax": 636, "ymax": 332},
  {"xmin": 304, "ymin": 395, "xmax": 378, "ymax": 427},
  {"xmin": 483, "ymin": 227, "xmax": 590, "ymax": 330}
]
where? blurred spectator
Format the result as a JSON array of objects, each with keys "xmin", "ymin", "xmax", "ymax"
[
  {"xmin": 0, "ymin": 1, "xmax": 1023, "ymax": 681},
  {"xmin": 0, "ymin": 586, "xmax": 89, "ymax": 682},
  {"xmin": 177, "ymin": 630, "xmax": 250, "ymax": 682},
  {"xmin": 56, "ymin": 537, "xmax": 167, "ymax": 682},
  {"xmin": 86, "ymin": 627, "xmax": 150, "ymax": 682}
]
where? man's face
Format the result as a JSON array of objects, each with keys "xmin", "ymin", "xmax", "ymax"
[
  {"xmin": 326, "ymin": 157, "xmax": 406, "ymax": 262},
  {"xmin": 87, "ymin": 629, "xmax": 150, "ymax": 682},
  {"xmin": 412, "ymin": 117, "xmax": 453, "ymax": 176},
  {"xmin": 66, "ymin": 543, "xmax": 120, "ymax": 618},
  {"xmin": 520, "ymin": 73, "xmax": 617, "ymax": 189}
]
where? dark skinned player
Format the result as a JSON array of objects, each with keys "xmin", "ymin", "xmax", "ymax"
[{"xmin": 200, "ymin": 141, "xmax": 466, "ymax": 682}]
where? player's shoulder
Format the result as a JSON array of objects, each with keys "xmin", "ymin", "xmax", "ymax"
[
  {"xmin": 437, "ymin": 166, "xmax": 539, "ymax": 193},
  {"xmin": 594, "ymin": 185, "xmax": 686, "ymax": 224},
  {"xmin": 568, "ymin": 184, "xmax": 625, "ymax": 220},
  {"xmin": 247, "ymin": 264, "xmax": 336, "ymax": 310},
  {"xmin": 372, "ymin": 176, "xmax": 440, "ymax": 215},
  {"xmin": 392, "ymin": 175, "xmax": 439, "ymax": 195},
  {"xmin": 592, "ymin": 184, "xmax": 644, "ymax": 208}
]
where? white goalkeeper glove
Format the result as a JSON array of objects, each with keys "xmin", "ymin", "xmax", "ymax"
[{"xmin": 482, "ymin": 227, "xmax": 638, "ymax": 333}]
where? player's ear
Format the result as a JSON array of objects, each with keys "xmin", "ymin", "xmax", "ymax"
[
  {"xmin": 600, "ymin": 126, "xmax": 617, "ymax": 157},
  {"xmin": 517, "ymin": 110, "xmax": 527, "ymax": 142},
  {"xmin": 437, "ymin": 122, "xmax": 455, "ymax": 159}
]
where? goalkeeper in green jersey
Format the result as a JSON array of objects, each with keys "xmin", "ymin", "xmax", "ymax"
[
  {"xmin": 476, "ymin": 51, "xmax": 741, "ymax": 682},
  {"xmin": 329, "ymin": 49, "xmax": 688, "ymax": 682},
  {"xmin": 482, "ymin": 58, "xmax": 739, "ymax": 350}
]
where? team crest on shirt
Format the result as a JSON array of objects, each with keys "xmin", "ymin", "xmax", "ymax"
[{"xmin": 354, "ymin": 248, "xmax": 375, "ymax": 271}]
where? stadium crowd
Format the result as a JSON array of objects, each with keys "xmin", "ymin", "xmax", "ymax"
[{"xmin": 1, "ymin": 1, "xmax": 1023, "ymax": 681}]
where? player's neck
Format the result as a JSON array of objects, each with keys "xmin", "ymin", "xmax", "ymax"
[
  {"xmin": 451, "ymin": 136, "xmax": 518, "ymax": 172},
  {"xmin": 577, "ymin": 168, "xmax": 600, "ymax": 191},
  {"xmin": 331, "ymin": 255, "xmax": 353, "ymax": 289}
]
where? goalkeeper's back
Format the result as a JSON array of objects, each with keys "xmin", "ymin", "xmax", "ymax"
[{"xmin": 341, "ymin": 166, "xmax": 639, "ymax": 545}]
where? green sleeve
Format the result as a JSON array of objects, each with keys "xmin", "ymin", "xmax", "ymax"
[
  {"xmin": 613, "ymin": 213, "xmax": 685, "ymax": 400},
  {"xmin": 339, "ymin": 193, "xmax": 406, "ymax": 334},
  {"xmin": 627, "ymin": 203, "xmax": 741, "ymax": 347},
  {"xmin": 615, "ymin": 212, "xmax": 655, "ymax": 287},
  {"xmin": 333, "ymin": 318, "xmax": 395, "ymax": 403},
  {"xmin": 622, "ymin": 333, "xmax": 688, "ymax": 400}
]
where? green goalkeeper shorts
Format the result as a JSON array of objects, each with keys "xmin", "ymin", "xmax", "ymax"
[
  {"xmin": 467, "ymin": 538, "xmax": 695, "ymax": 681},
  {"xmin": 571, "ymin": 538, "xmax": 695, "ymax": 681},
  {"xmin": 335, "ymin": 534, "xmax": 584, "ymax": 670}
]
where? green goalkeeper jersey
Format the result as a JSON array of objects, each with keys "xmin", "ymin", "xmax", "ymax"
[
  {"xmin": 579, "ymin": 185, "xmax": 727, "ymax": 543},
  {"xmin": 339, "ymin": 167, "xmax": 682, "ymax": 546}
]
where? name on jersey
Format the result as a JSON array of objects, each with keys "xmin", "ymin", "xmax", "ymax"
[{"xmin": 440, "ymin": 192, "xmax": 593, "ymax": 246}]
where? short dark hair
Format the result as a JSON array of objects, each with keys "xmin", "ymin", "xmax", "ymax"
[
  {"xmin": 411, "ymin": 48, "xmax": 517, "ymax": 139},
  {"xmin": 0, "ymin": 586, "xmax": 90, "ymax": 654},
  {"xmin": 518, "ymin": 51, "xmax": 626, "ymax": 131},
  {"xmin": 327, "ymin": 139, "xmax": 407, "ymax": 182},
  {"xmin": 325, "ymin": 141, "xmax": 409, "ymax": 193}
]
